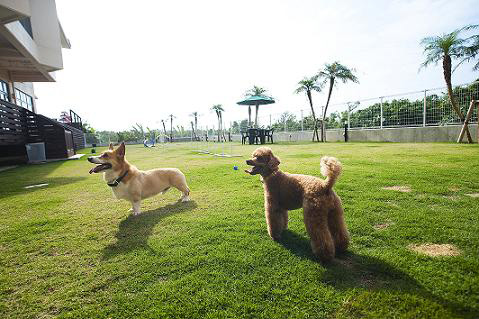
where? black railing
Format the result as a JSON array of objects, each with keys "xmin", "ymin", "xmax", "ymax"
[{"xmin": 0, "ymin": 99, "xmax": 85, "ymax": 160}]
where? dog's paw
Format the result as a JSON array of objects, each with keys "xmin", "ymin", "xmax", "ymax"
[{"xmin": 132, "ymin": 211, "xmax": 142, "ymax": 216}]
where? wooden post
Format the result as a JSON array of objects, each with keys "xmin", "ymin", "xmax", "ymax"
[{"xmin": 457, "ymin": 100, "xmax": 478, "ymax": 143}]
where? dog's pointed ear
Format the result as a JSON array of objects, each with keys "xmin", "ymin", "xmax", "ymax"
[
  {"xmin": 117, "ymin": 142, "xmax": 125, "ymax": 158},
  {"xmin": 268, "ymin": 154, "xmax": 280, "ymax": 168},
  {"xmin": 109, "ymin": 143, "xmax": 113, "ymax": 150}
]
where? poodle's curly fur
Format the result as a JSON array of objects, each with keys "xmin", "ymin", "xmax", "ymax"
[{"xmin": 246, "ymin": 147, "xmax": 349, "ymax": 262}]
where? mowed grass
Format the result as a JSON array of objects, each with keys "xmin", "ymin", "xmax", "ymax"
[{"xmin": 1, "ymin": 142, "xmax": 479, "ymax": 318}]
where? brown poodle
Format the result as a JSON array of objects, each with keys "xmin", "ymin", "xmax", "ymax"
[{"xmin": 245, "ymin": 147, "xmax": 349, "ymax": 262}]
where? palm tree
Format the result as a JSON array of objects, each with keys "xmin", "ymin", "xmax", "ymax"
[
  {"xmin": 295, "ymin": 75, "xmax": 323, "ymax": 142},
  {"xmin": 420, "ymin": 26, "xmax": 476, "ymax": 143},
  {"xmin": 168, "ymin": 114, "xmax": 175, "ymax": 142},
  {"xmin": 190, "ymin": 112, "xmax": 199, "ymax": 139},
  {"xmin": 318, "ymin": 62, "xmax": 359, "ymax": 141},
  {"xmin": 190, "ymin": 121, "xmax": 196, "ymax": 140},
  {"xmin": 211, "ymin": 104, "xmax": 224, "ymax": 142},
  {"xmin": 160, "ymin": 119, "xmax": 167, "ymax": 142},
  {"xmin": 245, "ymin": 85, "xmax": 269, "ymax": 127}
]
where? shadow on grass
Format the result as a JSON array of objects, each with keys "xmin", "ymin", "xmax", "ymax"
[
  {"xmin": 102, "ymin": 200, "xmax": 198, "ymax": 260},
  {"xmin": 279, "ymin": 229, "xmax": 475, "ymax": 318},
  {"xmin": 0, "ymin": 176, "xmax": 87, "ymax": 200},
  {"xmin": 0, "ymin": 161, "xmax": 88, "ymax": 199}
]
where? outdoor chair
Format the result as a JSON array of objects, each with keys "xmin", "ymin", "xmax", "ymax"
[
  {"xmin": 240, "ymin": 130, "xmax": 249, "ymax": 145},
  {"xmin": 266, "ymin": 128, "xmax": 274, "ymax": 143}
]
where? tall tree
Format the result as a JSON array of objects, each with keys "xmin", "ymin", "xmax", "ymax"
[
  {"xmin": 168, "ymin": 114, "xmax": 175, "ymax": 142},
  {"xmin": 318, "ymin": 62, "xmax": 359, "ymax": 141},
  {"xmin": 295, "ymin": 75, "xmax": 323, "ymax": 142},
  {"xmin": 131, "ymin": 123, "xmax": 145, "ymax": 140},
  {"xmin": 161, "ymin": 119, "xmax": 167, "ymax": 142},
  {"xmin": 245, "ymin": 85, "xmax": 270, "ymax": 127},
  {"xmin": 190, "ymin": 121, "xmax": 196, "ymax": 140},
  {"xmin": 420, "ymin": 26, "xmax": 476, "ymax": 143},
  {"xmin": 211, "ymin": 104, "xmax": 224, "ymax": 142},
  {"xmin": 190, "ymin": 112, "xmax": 199, "ymax": 139}
]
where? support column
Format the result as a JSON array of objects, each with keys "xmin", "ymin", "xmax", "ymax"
[
  {"xmin": 423, "ymin": 90, "xmax": 427, "ymax": 127},
  {"xmin": 380, "ymin": 97, "xmax": 383, "ymax": 129}
]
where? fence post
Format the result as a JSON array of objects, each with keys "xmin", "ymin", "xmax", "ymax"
[
  {"xmin": 300, "ymin": 109, "xmax": 304, "ymax": 131},
  {"xmin": 423, "ymin": 89, "xmax": 427, "ymax": 127},
  {"xmin": 380, "ymin": 97, "xmax": 383, "ymax": 129},
  {"xmin": 347, "ymin": 105, "xmax": 351, "ymax": 129}
]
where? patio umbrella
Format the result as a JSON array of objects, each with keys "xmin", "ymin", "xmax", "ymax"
[{"xmin": 237, "ymin": 95, "xmax": 275, "ymax": 128}]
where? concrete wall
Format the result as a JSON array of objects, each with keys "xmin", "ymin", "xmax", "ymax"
[{"xmin": 232, "ymin": 124, "xmax": 479, "ymax": 143}]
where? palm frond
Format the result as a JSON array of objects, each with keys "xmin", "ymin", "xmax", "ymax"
[
  {"xmin": 420, "ymin": 25, "xmax": 478, "ymax": 70},
  {"xmin": 318, "ymin": 62, "xmax": 359, "ymax": 85},
  {"xmin": 295, "ymin": 75, "xmax": 322, "ymax": 94}
]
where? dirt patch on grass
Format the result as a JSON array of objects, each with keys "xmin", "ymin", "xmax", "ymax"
[
  {"xmin": 408, "ymin": 243, "xmax": 461, "ymax": 257},
  {"xmin": 443, "ymin": 195, "xmax": 460, "ymax": 201},
  {"xmin": 448, "ymin": 186, "xmax": 460, "ymax": 192},
  {"xmin": 385, "ymin": 201, "xmax": 399, "ymax": 208},
  {"xmin": 382, "ymin": 186, "xmax": 411, "ymax": 193},
  {"xmin": 465, "ymin": 193, "xmax": 479, "ymax": 198},
  {"xmin": 374, "ymin": 222, "xmax": 394, "ymax": 230}
]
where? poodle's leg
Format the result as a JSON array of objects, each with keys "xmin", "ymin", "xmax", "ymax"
[
  {"xmin": 303, "ymin": 203, "xmax": 335, "ymax": 262},
  {"xmin": 280, "ymin": 209, "xmax": 288, "ymax": 231},
  {"xmin": 328, "ymin": 198, "xmax": 349, "ymax": 254},
  {"xmin": 264, "ymin": 197, "xmax": 285, "ymax": 241}
]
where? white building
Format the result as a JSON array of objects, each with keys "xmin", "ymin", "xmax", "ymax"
[
  {"xmin": 0, "ymin": 0, "xmax": 77, "ymax": 163},
  {"xmin": 0, "ymin": 0, "xmax": 70, "ymax": 113}
]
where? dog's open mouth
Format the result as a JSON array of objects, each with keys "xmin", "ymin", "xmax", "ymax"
[
  {"xmin": 89, "ymin": 163, "xmax": 112, "ymax": 174},
  {"xmin": 245, "ymin": 165, "xmax": 261, "ymax": 175}
]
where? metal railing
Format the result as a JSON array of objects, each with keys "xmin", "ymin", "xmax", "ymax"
[{"xmin": 247, "ymin": 81, "xmax": 479, "ymax": 133}]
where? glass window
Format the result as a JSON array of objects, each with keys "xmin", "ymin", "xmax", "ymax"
[
  {"xmin": 0, "ymin": 80, "xmax": 9, "ymax": 102},
  {"xmin": 14, "ymin": 88, "xmax": 34, "ymax": 112}
]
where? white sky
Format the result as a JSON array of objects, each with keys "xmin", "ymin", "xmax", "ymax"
[{"xmin": 34, "ymin": 0, "xmax": 479, "ymax": 131}]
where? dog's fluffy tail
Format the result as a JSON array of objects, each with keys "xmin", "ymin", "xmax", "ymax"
[{"xmin": 320, "ymin": 156, "xmax": 342, "ymax": 189}]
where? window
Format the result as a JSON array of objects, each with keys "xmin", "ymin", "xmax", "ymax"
[
  {"xmin": 19, "ymin": 17, "xmax": 33, "ymax": 38},
  {"xmin": 0, "ymin": 81, "xmax": 9, "ymax": 102},
  {"xmin": 15, "ymin": 89, "xmax": 34, "ymax": 112}
]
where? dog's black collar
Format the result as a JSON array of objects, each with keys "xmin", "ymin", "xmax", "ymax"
[{"xmin": 107, "ymin": 170, "xmax": 129, "ymax": 187}]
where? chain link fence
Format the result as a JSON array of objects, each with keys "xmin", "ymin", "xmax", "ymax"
[
  {"xmin": 84, "ymin": 81, "xmax": 478, "ymax": 145},
  {"xmin": 232, "ymin": 81, "xmax": 479, "ymax": 133}
]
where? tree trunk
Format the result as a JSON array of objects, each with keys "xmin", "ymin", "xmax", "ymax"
[
  {"xmin": 194, "ymin": 116, "xmax": 198, "ymax": 137},
  {"xmin": 307, "ymin": 90, "xmax": 320, "ymax": 142},
  {"xmin": 221, "ymin": 113, "xmax": 226, "ymax": 141},
  {"xmin": 190, "ymin": 121, "xmax": 195, "ymax": 141},
  {"xmin": 216, "ymin": 111, "xmax": 221, "ymax": 142},
  {"xmin": 322, "ymin": 77, "xmax": 334, "ymax": 142},
  {"xmin": 170, "ymin": 118, "xmax": 173, "ymax": 142},
  {"xmin": 248, "ymin": 106, "xmax": 251, "ymax": 127},
  {"xmin": 255, "ymin": 104, "xmax": 259, "ymax": 128},
  {"xmin": 443, "ymin": 55, "xmax": 473, "ymax": 143},
  {"xmin": 162, "ymin": 121, "xmax": 167, "ymax": 142}
]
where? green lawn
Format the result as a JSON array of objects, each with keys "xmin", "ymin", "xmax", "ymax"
[{"xmin": 1, "ymin": 142, "xmax": 479, "ymax": 318}]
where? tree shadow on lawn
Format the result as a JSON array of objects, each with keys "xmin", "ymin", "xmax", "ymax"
[
  {"xmin": 278, "ymin": 229, "xmax": 475, "ymax": 318},
  {"xmin": 102, "ymin": 200, "xmax": 198, "ymax": 260}
]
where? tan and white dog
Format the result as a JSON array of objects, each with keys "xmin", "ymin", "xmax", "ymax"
[{"xmin": 88, "ymin": 142, "xmax": 190, "ymax": 215}]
